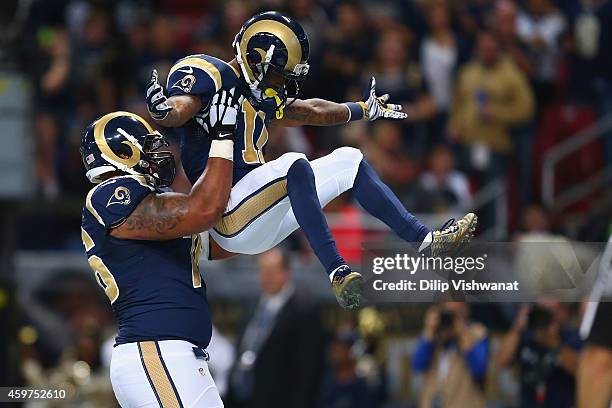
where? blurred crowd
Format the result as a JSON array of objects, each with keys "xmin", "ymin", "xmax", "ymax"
[{"xmin": 2, "ymin": 0, "xmax": 611, "ymax": 242}]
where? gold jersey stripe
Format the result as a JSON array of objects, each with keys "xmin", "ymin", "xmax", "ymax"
[
  {"xmin": 214, "ymin": 178, "xmax": 288, "ymax": 237},
  {"xmin": 139, "ymin": 342, "xmax": 182, "ymax": 408},
  {"xmin": 85, "ymin": 185, "xmax": 106, "ymax": 226},
  {"xmin": 169, "ymin": 57, "xmax": 222, "ymax": 92},
  {"xmin": 112, "ymin": 174, "xmax": 155, "ymax": 191},
  {"xmin": 81, "ymin": 227, "xmax": 95, "ymax": 251},
  {"xmin": 216, "ymin": 57, "xmax": 241, "ymax": 77}
]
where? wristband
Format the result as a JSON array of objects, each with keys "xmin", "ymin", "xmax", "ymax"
[
  {"xmin": 209, "ymin": 140, "xmax": 234, "ymax": 161},
  {"xmin": 344, "ymin": 102, "xmax": 367, "ymax": 122}
]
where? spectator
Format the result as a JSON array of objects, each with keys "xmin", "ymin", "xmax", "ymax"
[
  {"xmin": 362, "ymin": 121, "xmax": 421, "ymax": 208},
  {"xmin": 448, "ymin": 29, "xmax": 534, "ymax": 182},
  {"xmin": 369, "ymin": 28, "xmax": 437, "ymax": 153},
  {"xmin": 412, "ymin": 302, "xmax": 489, "ymax": 408},
  {"xmin": 520, "ymin": 203, "xmax": 553, "ymax": 235},
  {"xmin": 320, "ymin": 1, "xmax": 374, "ymax": 102},
  {"xmin": 29, "ymin": 27, "xmax": 72, "ymax": 199},
  {"xmin": 418, "ymin": 144, "xmax": 472, "ymax": 213},
  {"xmin": 226, "ymin": 248, "xmax": 325, "ymax": 408},
  {"xmin": 491, "ymin": 0, "xmax": 540, "ymax": 205},
  {"xmin": 421, "ymin": 0, "xmax": 468, "ymax": 139},
  {"xmin": 318, "ymin": 325, "xmax": 381, "ymax": 408},
  {"xmin": 496, "ymin": 301, "xmax": 582, "ymax": 408},
  {"xmin": 287, "ymin": 0, "xmax": 330, "ymax": 59},
  {"xmin": 516, "ymin": 0, "xmax": 567, "ymax": 107},
  {"xmin": 492, "ymin": 0, "xmax": 535, "ymax": 77},
  {"xmin": 71, "ymin": 8, "xmax": 124, "ymax": 114},
  {"xmin": 514, "ymin": 204, "xmax": 600, "ymax": 292},
  {"xmin": 561, "ymin": 0, "xmax": 612, "ymax": 163},
  {"xmin": 454, "ymin": 0, "xmax": 495, "ymax": 43}
]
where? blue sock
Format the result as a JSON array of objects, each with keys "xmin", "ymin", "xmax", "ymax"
[
  {"xmin": 286, "ymin": 159, "xmax": 346, "ymax": 275},
  {"xmin": 353, "ymin": 160, "xmax": 430, "ymax": 243}
]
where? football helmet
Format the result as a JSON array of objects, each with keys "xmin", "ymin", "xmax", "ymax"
[
  {"xmin": 80, "ymin": 111, "xmax": 176, "ymax": 188},
  {"xmin": 232, "ymin": 11, "xmax": 310, "ymax": 118}
]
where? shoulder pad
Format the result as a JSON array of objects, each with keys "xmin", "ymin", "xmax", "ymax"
[{"xmin": 85, "ymin": 175, "xmax": 154, "ymax": 228}]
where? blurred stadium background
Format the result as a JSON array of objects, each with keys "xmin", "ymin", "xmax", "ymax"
[{"xmin": 0, "ymin": 0, "xmax": 611, "ymax": 406}]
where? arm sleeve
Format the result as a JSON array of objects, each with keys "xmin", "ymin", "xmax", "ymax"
[
  {"xmin": 463, "ymin": 337, "xmax": 490, "ymax": 380},
  {"xmin": 412, "ymin": 337, "xmax": 435, "ymax": 372},
  {"xmin": 85, "ymin": 176, "xmax": 155, "ymax": 229}
]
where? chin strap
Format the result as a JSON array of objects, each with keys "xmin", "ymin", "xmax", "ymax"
[{"xmin": 264, "ymin": 88, "xmax": 284, "ymax": 119}]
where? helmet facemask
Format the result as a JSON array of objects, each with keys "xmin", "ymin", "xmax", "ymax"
[
  {"xmin": 234, "ymin": 38, "xmax": 309, "ymax": 119},
  {"xmin": 141, "ymin": 132, "xmax": 176, "ymax": 188}
]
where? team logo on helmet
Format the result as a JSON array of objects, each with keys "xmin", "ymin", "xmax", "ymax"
[
  {"xmin": 93, "ymin": 112, "xmax": 150, "ymax": 169},
  {"xmin": 80, "ymin": 111, "xmax": 176, "ymax": 188},
  {"xmin": 232, "ymin": 11, "xmax": 310, "ymax": 118}
]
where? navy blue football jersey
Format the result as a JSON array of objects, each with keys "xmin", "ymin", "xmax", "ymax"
[
  {"xmin": 166, "ymin": 54, "xmax": 271, "ymax": 185},
  {"xmin": 81, "ymin": 175, "xmax": 212, "ymax": 348}
]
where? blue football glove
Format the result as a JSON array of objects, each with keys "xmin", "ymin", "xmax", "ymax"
[
  {"xmin": 146, "ymin": 70, "xmax": 172, "ymax": 121},
  {"xmin": 364, "ymin": 77, "xmax": 407, "ymax": 121}
]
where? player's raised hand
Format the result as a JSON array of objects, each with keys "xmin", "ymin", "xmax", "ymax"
[
  {"xmin": 146, "ymin": 69, "xmax": 173, "ymax": 121},
  {"xmin": 364, "ymin": 77, "xmax": 407, "ymax": 121},
  {"xmin": 208, "ymin": 87, "xmax": 244, "ymax": 140}
]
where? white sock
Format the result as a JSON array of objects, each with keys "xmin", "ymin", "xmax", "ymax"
[
  {"xmin": 329, "ymin": 265, "xmax": 349, "ymax": 282},
  {"xmin": 418, "ymin": 232, "xmax": 433, "ymax": 252}
]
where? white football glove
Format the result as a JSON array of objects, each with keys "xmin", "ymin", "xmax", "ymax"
[
  {"xmin": 364, "ymin": 77, "xmax": 407, "ymax": 121},
  {"xmin": 208, "ymin": 87, "xmax": 244, "ymax": 140},
  {"xmin": 146, "ymin": 70, "xmax": 172, "ymax": 121}
]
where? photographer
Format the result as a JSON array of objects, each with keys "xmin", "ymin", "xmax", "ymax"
[
  {"xmin": 412, "ymin": 302, "xmax": 489, "ymax": 408},
  {"xmin": 496, "ymin": 301, "xmax": 582, "ymax": 408}
]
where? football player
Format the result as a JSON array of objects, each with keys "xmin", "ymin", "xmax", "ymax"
[
  {"xmin": 578, "ymin": 236, "xmax": 612, "ymax": 408},
  {"xmin": 146, "ymin": 11, "xmax": 477, "ymax": 310},
  {"xmin": 80, "ymin": 88, "xmax": 242, "ymax": 407}
]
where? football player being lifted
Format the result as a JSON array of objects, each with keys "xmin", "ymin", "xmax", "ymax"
[
  {"xmin": 80, "ymin": 89, "xmax": 242, "ymax": 407},
  {"xmin": 146, "ymin": 11, "xmax": 477, "ymax": 310}
]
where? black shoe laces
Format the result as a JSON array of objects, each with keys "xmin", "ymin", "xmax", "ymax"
[{"xmin": 438, "ymin": 218, "xmax": 456, "ymax": 234}]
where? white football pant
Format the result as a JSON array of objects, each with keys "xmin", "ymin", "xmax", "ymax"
[
  {"xmin": 210, "ymin": 147, "xmax": 364, "ymax": 254},
  {"xmin": 110, "ymin": 340, "xmax": 223, "ymax": 407}
]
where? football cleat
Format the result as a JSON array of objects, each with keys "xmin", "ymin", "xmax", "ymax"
[
  {"xmin": 331, "ymin": 265, "xmax": 364, "ymax": 310},
  {"xmin": 419, "ymin": 213, "xmax": 478, "ymax": 256}
]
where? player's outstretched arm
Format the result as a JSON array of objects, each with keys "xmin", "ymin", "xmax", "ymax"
[
  {"xmin": 146, "ymin": 69, "xmax": 202, "ymax": 127},
  {"xmin": 113, "ymin": 88, "xmax": 243, "ymax": 240},
  {"xmin": 279, "ymin": 76, "xmax": 407, "ymax": 127},
  {"xmin": 280, "ymin": 98, "xmax": 352, "ymax": 126}
]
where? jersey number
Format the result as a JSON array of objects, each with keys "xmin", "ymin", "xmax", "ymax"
[
  {"xmin": 191, "ymin": 234, "xmax": 202, "ymax": 288},
  {"xmin": 88, "ymin": 255, "xmax": 119, "ymax": 303},
  {"xmin": 241, "ymin": 101, "xmax": 268, "ymax": 164}
]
